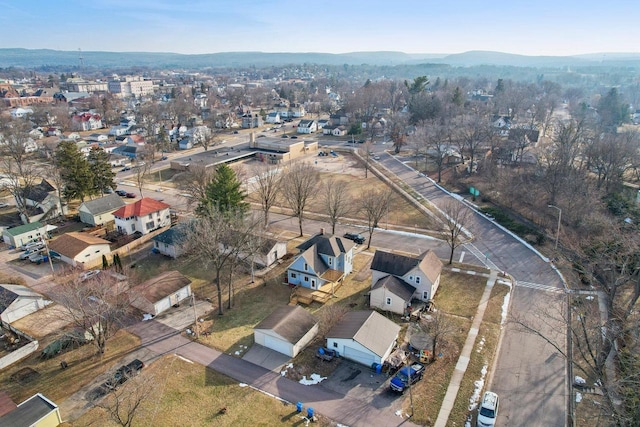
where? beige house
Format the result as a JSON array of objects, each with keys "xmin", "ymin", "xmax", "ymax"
[
  {"xmin": 249, "ymin": 134, "xmax": 318, "ymax": 164},
  {"xmin": 0, "ymin": 393, "xmax": 62, "ymax": 427},
  {"xmin": 369, "ymin": 250, "xmax": 443, "ymax": 315},
  {"xmin": 48, "ymin": 232, "xmax": 111, "ymax": 268}
]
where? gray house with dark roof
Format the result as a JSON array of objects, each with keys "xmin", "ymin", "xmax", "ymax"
[
  {"xmin": 253, "ymin": 305, "xmax": 318, "ymax": 357},
  {"xmin": 286, "ymin": 232, "xmax": 355, "ymax": 290},
  {"xmin": 369, "ymin": 250, "xmax": 443, "ymax": 314},
  {"xmin": 78, "ymin": 194, "xmax": 125, "ymax": 226},
  {"xmin": 16, "ymin": 179, "xmax": 66, "ymax": 224},
  {"xmin": 325, "ymin": 310, "xmax": 400, "ymax": 366},
  {"xmin": 151, "ymin": 224, "xmax": 187, "ymax": 258}
]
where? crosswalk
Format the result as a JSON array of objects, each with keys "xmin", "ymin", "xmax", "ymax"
[
  {"xmin": 516, "ymin": 280, "xmax": 565, "ymax": 294},
  {"xmin": 465, "ymin": 243, "xmax": 501, "ymax": 271}
]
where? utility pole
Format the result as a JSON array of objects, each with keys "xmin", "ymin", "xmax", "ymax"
[
  {"xmin": 548, "ymin": 205, "xmax": 562, "ymax": 250},
  {"xmin": 191, "ymin": 291, "xmax": 199, "ymax": 339}
]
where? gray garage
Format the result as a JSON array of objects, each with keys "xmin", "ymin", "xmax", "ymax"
[{"xmin": 253, "ymin": 305, "xmax": 318, "ymax": 358}]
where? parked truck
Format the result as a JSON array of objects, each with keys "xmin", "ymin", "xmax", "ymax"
[{"xmin": 390, "ymin": 362, "xmax": 425, "ymax": 393}]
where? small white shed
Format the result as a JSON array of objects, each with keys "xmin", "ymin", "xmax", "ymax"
[
  {"xmin": 130, "ymin": 271, "xmax": 192, "ymax": 316},
  {"xmin": 254, "ymin": 305, "xmax": 318, "ymax": 357},
  {"xmin": 0, "ymin": 284, "xmax": 51, "ymax": 324}
]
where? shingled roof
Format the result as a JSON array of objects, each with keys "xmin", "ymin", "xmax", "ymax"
[
  {"xmin": 327, "ymin": 311, "xmax": 400, "ymax": 357},
  {"xmin": 113, "ymin": 197, "xmax": 170, "ymax": 218},
  {"xmin": 133, "ymin": 271, "xmax": 191, "ymax": 304},
  {"xmin": 371, "ymin": 275, "xmax": 416, "ymax": 301},
  {"xmin": 48, "ymin": 232, "xmax": 111, "ymax": 258},
  {"xmin": 296, "ymin": 233, "xmax": 354, "ymax": 256},
  {"xmin": 371, "ymin": 249, "xmax": 442, "ymax": 283},
  {"xmin": 80, "ymin": 193, "xmax": 125, "ymax": 215},
  {"xmin": 254, "ymin": 305, "xmax": 317, "ymax": 343}
]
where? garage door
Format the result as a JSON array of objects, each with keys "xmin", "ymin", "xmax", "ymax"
[
  {"xmin": 264, "ymin": 335, "xmax": 292, "ymax": 357},
  {"xmin": 343, "ymin": 346, "xmax": 375, "ymax": 366}
]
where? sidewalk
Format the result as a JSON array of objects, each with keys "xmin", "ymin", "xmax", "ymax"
[{"xmin": 434, "ymin": 270, "xmax": 499, "ymax": 427}]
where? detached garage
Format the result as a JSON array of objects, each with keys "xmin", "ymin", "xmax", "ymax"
[
  {"xmin": 254, "ymin": 305, "xmax": 318, "ymax": 358},
  {"xmin": 130, "ymin": 271, "xmax": 192, "ymax": 316},
  {"xmin": 0, "ymin": 284, "xmax": 51, "ymax": 324},
  {"xmin": 326, "ymin": 310, "xmax": 400, "ymax": 367}
]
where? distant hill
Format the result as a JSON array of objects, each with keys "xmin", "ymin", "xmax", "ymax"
[{"xmin": 0, "ymin": 48, "xmax": 638, "ymax": 69}]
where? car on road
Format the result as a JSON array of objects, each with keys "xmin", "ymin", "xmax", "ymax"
[
  {"xmin": 343, "ymin": 232, "xmax": 366, "ymax": 245},
  {"xmin": 115, "ymin": 190, "xmax": 127, "ymax": 196},
  {"xmin": 160, "ymin": 156, "xmax": 168, "ymax": 160},
  {"xmin": 373, "ymin": 155, "xmax": 380, "ymax": 160},
  {"xmin": 233, "ymin": 130, "xmax": 239, "ymax": 134},
  {"xmin": 281, "ymin": 134, "xmax": 289, "ymax": 138},
  {"xmin": 390, "ymin": 362, "xmax": 425, "ymax": 393},
  {"xmin": 103, "ymin": 359, "xmax": 145, "ymax": 390},
  {"xmin": 477, "ymin": 391, "xmax": 499, "ymax": 427},
  {"xmin": 125, "ymin": 192, "xmax": 136, "ymax": 198},
  {"xmin": 121, "ymin": 166, "xmax": 131, "ymax": 172}
]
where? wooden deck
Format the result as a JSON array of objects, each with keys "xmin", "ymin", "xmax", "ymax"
[{"xmin": 289, "ymin": 280, "xmax": 344, "ymax": 305}]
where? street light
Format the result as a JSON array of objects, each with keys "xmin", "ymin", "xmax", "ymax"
[{"xmin": 548, "ymin": 205, "xmax": 562, "ymax": 250}]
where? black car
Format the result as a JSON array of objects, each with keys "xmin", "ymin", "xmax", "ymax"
[
  {"xmin": 343, "ymin": 232, "xmax": 365, "ymax": 245},
  {"xmin": 115, "ymin": 190, "xmax": 127, "ymax": 197},
  {"xmin": 104, "ymin": 359, "xmax": 145, "ymax": 390}
]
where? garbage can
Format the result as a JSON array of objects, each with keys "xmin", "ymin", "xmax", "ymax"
[{"xmin": 296, "ymin": 402, "xmax": 303, "ymax": 413}]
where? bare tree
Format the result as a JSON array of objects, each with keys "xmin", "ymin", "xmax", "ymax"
[
  {"xmin": 132, "ymin": 162, "xmax": 152, "ymax": 198},
  {"xmin": 97, "ymin": 371, "xmax": 156, "ymax": 427},
  {"xmin": 175, "ymin": 164, "xmax": 215, "ymax": 207},
  {"xmin": 357, "ymin": 141, "xmax": 374, "ymax": 178},
  {"xmin": 249, "ymin": 164, "xmax": 282, "ymax": 228},
  {"xmin": 321, "ymin": 176, "xmax": 351, "ymax": 235},
  {"xmin": 50, "ymin": 273, "xmax": 130, "ymax": 355},
  {"xmin": 441, "ymin": 199, "xmax": 471, "ymax": 264},
  {"xmin": 280, "ymin": 162, "xmax": 319, "ymax": 237},
  {"xmin": 422, "ymin": 309, "xmax": 456, "ymax": 363},
  {"xmin": 358, "ymin": 187, "xmax": 394, "ymax": 250},
  {"xmin": 180, "ymin": 208, "xmax": 260, "ymax": 316}
]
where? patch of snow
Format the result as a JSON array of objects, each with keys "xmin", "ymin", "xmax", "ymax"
[
  {"xmin": 468, "ymin": 364, "xmax": 488, "ymax": 411},
  {"xmin": 234, "ymin": 351, "xmax": 241, "ymax": 355},
  {"xmin": 395, "ymin": 410, "xmax": 403, "ymax": 417},
  {"xmin": 336, "ymin": 424, "xmax": 350, "ymax": 427},
  {"xmin": 239, "ymin": 383, "xmax": 248, "ymax": 387},
  {"xmin": 281, "ymin": 363, "xmax": 294, "ymax": 377},
  {"xmin": 575, "ymin": 376, "xmax": 586, "ymax": 385},
  {"xmin": 299, "ymin": 373, "xmax": 327, "ymax": 385},
  {"xmin": 576, "ymin": 392, "xmax": 582, "ymax": 403},
  {"xmin": 465, "ymin": 421, "xmax": 471, "ymax": 427},
  {"xmin": 476, "ymin": 336, "xmax": 485, "ymax": 353},
  {"xmin": 142, "ymin": 313, "xmax": 154, "ymax": 321},
  {"xmin": 501, "ymin": 291, "xmax": 511, "ymax": 326}
]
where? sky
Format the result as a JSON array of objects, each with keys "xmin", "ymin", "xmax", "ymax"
[{"xmin": 1, "ymin": 0, "xmax": 638, "ymax": 56}]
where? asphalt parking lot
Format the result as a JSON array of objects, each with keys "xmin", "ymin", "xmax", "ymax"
[
  {"xmin": 320, "ymin": 359, "xmax": 401, "ymax": 410},
  {"xmin": 0, "ymin": 245, "xmax": 65, "ymax": 280}
]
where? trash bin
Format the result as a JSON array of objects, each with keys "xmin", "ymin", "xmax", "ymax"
[
  {"xmin": 307, "ymin": 407, "xmax": 314, "ymax": 418},
  {"xmin": 296, "ymin": 402, "xmax": 303, "ymax": 413}
]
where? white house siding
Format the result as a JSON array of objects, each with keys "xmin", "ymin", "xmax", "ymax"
[
  {"xmin": 292, "ymin": 323, "xmax": 319, "ymax": 357},
  {"xmin": 152, "ymin": 286, "xmax": 191, "ymax": 315},
  {"xmin": 369, "ymin": 287, "xmax": 407, "ymax": 315},
  {"xmin": 154, "ymin": 241, "xmax": 181, "ymax": 258},
  {"xmin": 79, "ymin": 209, "xmax": 116, "ymax": 227},
  {"xmin": 255, "ymin": 332, "xmax": 293, "ymax": 356},
  {"xmin": 326, "ymin": 338, "xmax": 381, "ymax": 366},
  {"xmin": 116, "ymin": 208, "xmax": 171, "ymax": 236},
  {"xmin": 2, "ymin": 227, "xmax": 47, "ymax": 248},
  {"xmin": 75, "ymin": 244, "xmax": 111, "ymax": 267}
]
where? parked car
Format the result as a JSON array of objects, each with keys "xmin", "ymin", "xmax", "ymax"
[
  {"xmin": 121, "ymin": 166, "xmax": 131, "ymax": 172},
  {"xmin": 343, "ymin": 232, "xmax": 366, "ymax": 245},
  {"xmin": 125, "ymin": 192, "xmax": 136, "ymax": 198},
  {"xmin": 160, "ymin": 156, "xmax": 168, "ymax": 160},
  {"xmin": 115, "ymin": 189, "xmax": 127, "ymax": 197},
  {"xmin": 281, "ymin": 134, "xmax": 289, "ymax": 138},
  {"xmin": 28, "ymin": 253, "xmax": 48, "ymax": 264},
  {"xmin": 20, "ymin": 248, "xmax": 42, "ymax": 260},
  {"xmin": 21, "ymin": 240, "xmax": 44, "ymax": 251},
  {"xmin": 477, "ymin": 391, "xmax": 499, "ymax": 427},
  {"xmin": 373, "ymin": 155, "xmax": 380, "ymax": 160},
  {"xmin": 290, "ymin": 135, "xmax": 298, "ymax": 139},
  {"xmin": 233, "ymin": 130, "xmax": 239, "ymax": 134},
  {"xmin": 104, "ymin": 359, "xmax": 145, "ymax": 390},
  {"xmin": 315, "ymin": 347, "xmax": 338, "ymax": 361},
  {"xmin": 80, "ymin": 270, "xmax": 101, "ymax": 282},
  {"xmin": 390, "ymin": 362, "xmax": 425, "ymax": 393}
]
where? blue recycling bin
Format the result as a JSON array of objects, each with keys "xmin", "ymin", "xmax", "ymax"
[
  {"xmin": 307, "ymin": 407, "xmax": 314, "ymax": 418},
  {"xmin": 296, "ymin": 402, "xmax": 303, "ymax": 413}
]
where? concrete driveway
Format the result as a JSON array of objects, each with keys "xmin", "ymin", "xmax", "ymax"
[{"xmin": 242, "ymin": 344, "xmax": 291, "ymax": 372}]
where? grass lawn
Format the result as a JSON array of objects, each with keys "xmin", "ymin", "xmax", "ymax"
[
  {"xmin": 74, "ymin": 355, "xmax": 334, "ymax": 427},
  {"xmin": 436, "ymin": 270, "xmax": 489, "ymax": 317},
  {"xmin": 0, "ymin": 329, "xmax": 139, "ymax": 404}
]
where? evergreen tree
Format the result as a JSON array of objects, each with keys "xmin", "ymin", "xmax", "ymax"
[
  {"xmin": 196, "ymin": 164, "xmax": 248, "ymax": 217},
  {"xmin": 452, "ymin": 86, "xmax": 464, "ymax": 107},
  {"xmin": 55, "ymin": 140, "xmax": 93, "ymax": 202},
  {"xmin": 87, "ymin": 147, "xmax": 116, "ymax": 196}
]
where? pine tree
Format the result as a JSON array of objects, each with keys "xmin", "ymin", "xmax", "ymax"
[
  {"xmin": 196, "ymin": 164, "xmax": 248, "ymax": 217},
  {"xmin": 88, "ymin": 147, "xmax": 116, "ymax": 196},
  {"xmin": 55, "ymin": 140, "xmax": 93, "ymax": 202}
]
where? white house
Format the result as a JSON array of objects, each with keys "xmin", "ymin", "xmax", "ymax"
[
  {"xmin": 287, "ymin": 232, "xmax": 354, "ymax": 290},
  {"xmin": 331, "ymin": 126, "xmax": 347, "ymax": 137},
  {"xmin": 0, "ymin": 284, "xmax": 51, "ymax": 324},
  {"xmin": 10, "ymin": 107, "xmax": 33, "ymax": 118},
  {"xmin": 151, "ymin": 223, "xmax": 188, "ymax": 258},
  {"xmin": 72, "ymin": 112, "xmax": 103, "ymax": 131},
  {"xmin": 265, "ymin": 112, "xmax": 281, "ymax": 124},
  {"xmin": 17, "ymin": 179, "xmax": 66, "ymax": 224},
  {"xmin": 2, "ymin": 221, "xmax": 47, "ymax": 248},
  {"xmin": 129, "ymin": 271, "xmax": 192, "ymax": 316},
  {"xmin": 108, "ymin": 125, "xmax": 130, "ymax": 136},
  {"xmin": 369, "ymin": 250, "xmax": 443, "ymax": 314},
  {"xmin": 325, "ymin": 310, "xmax": 400, "ymax": 366},
  {"xmin": 297, "ymin": 120, "xmax": 317, "ymax": 134},
  {"xmin": 48, "ymin": 232, "xmax": 112, "ymax": 268},
  {"xmin": 113, "ymin": 198, "xmax": 171, "ymax": 236},
  {"xmin": 255, "ymin": 238, "xmax": 287, "ymax": 268},
  {"xmin": 78, "ymin": 194, "xmax": 126, "ymax": 227},
  {"xmin": 253, "ymin": 305, "xmax": 318, "ymax": 357}
]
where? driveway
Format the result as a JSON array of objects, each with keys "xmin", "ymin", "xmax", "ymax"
[
  {"xmin": 242, "ymin": 344, "xmax": 291, "ymax": 372},
  {"xmin": 128, "ymin": 320, "xmax": 419, "ymax": 427}
]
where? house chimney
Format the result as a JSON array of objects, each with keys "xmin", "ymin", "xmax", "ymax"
[{"xmin": 320, "ymin": 228, "xmax": 325, "ymax": 235}]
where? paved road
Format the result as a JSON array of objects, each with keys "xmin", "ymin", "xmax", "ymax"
[
  {"xmin": 378, "ymin": 154, "xmax": 567, "ymax": 426},
  {"xmin": 129, "ymin": 320, "xmax": 419, "ymax": 427}
]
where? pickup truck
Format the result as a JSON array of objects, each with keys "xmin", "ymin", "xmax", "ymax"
[
  {"xmin": 103, "ymin": 359, "xmax": 145, "ymax": 390},
  {"xmin": 315, "ymin": 347, "xmax": 338, "ymax": 361},
  {"xmin": 390, "ymin": 362, "xmax": 425, "ymax": 393}
]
